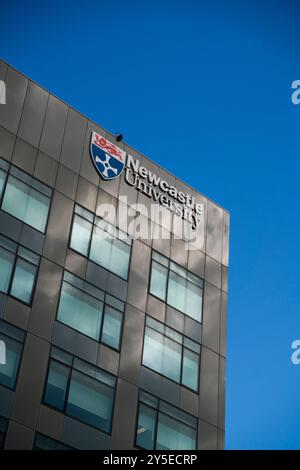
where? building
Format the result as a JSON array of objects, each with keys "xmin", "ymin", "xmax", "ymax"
[{"xmin": 0, "ymin": 59, "xmax": 229, "ymax": 451}]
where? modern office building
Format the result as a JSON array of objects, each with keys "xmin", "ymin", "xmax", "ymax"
[{"xmin": 0, "ymin": 59, "xmax": 229, "ymax": 451}]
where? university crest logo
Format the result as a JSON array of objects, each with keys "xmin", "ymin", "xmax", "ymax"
[{"xmin": 90, "ymin": 131, "xmax": 126, "ymax": 180}]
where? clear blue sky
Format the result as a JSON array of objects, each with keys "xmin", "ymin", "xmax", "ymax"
[{"xmin": 2, "ymin": 0, "xmax": 300, "ymax": 449}]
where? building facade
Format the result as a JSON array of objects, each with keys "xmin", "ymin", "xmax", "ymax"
[{"xmin": 0, "ymin": 60, "xmax": 229, "ymax": 451}]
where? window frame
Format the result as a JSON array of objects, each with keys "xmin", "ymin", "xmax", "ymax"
[
  {"xmin": 148, "ymin": 250, "xmax": 204, "ymax": 323},
  {"xmin": 68, "ymin": 204, "xmax": 132, "ymax": 281},
  {"xmin": 0, "ymin": 320, "xmax": 26, "ymax": 392},
  {"xmin": 135, "ymin": 391, "xmax": 198, "ymax": 451},
  {"xmin": 42, "ymin": 347, "xmax": 117, "ymax": 435},
  {"xmin": 0, "ymin": 158, "xmax": 53, "ymax": 234},
  {"xmin": 55, "ymin": 271, "xmax": 125, "ymax": 352},
  {"xmin": 141, "ymin": 316, "xmax": 201, "ymax": 393},
  {"xmin": 0, "ymin": 235, "xmax": 40, "ymax": 306}
]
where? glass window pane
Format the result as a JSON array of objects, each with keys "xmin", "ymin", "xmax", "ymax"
[
  {"xmin": 90, "ymin": 226, "xmax": 113, "ymax": 271},
  {"xmin": 66, "ymin": 369, "xmax": 114, "ymax": 432},
  {"xmin": 186, "ymin": 281, "xmax": 202, "ymax": 322},
  {"xmin": 143, "ymin": 327, "xmax": 181, "ymax": 383},
  {"xmin": 2, "ymin": 176, "xmax": 50, "ymax": 232},
  {"xmin": 167, "ymin": 270, "xmax": 186, "ymax": 313},
  {"xmin": 0, "ymin": 334, "xmax": 22, "ymax": 389},
  {"xmin": 10, "ymin": 258, "xmax": 36, "ymax": 304},
  {"xmin": 182, "ymin": 349, "xmax": 199, "ymax": 392},
  {"xmin": 136, "ymin": 404, "xmax": 156, "ymax": 450},
  {"xmin": 70, "ymin": 215, "xmax": 92, "ymax": 256},
  {"xmin": 0, "ymin": 247, "xmax": 14, "ymax": 294},
  {"xmin": 102, "ymin": 306, "xmax": 122, "ymax": 350},
  {"xmin": 156, "ymin": 413, "xmax": 196, "ymax": 450},
  {"xmin": 150, "ymin": 261, "xmax": 168, "ymax": 301},
  {"xmin": 110, "ymin": 238, "xmax": 130, "ymax": 279},
  {"xmin": 57, "ymin": 282, "xmax": 103, "ymax": 341},
  {"xmin": 44, "ymin": 360, "xmax": 70, "ymax": 411}
]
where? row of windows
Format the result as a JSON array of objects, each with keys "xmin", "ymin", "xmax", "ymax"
[
  {"xmin": 0, "ymin": 234, "xmax": 40, "ymax": 305},
  {"xmin": 0, "ymin": 158, "xmax": 52, "ymax": 233},
  {"xmin": 0, "ymin": 270, "xmax": 201, "ymax": 392},
  {"xmin": 142, "ymin": 316, "xmax": 200, "ymax": 392},
  {"xmin": 57, "ymin": 272, "xmax": 125, "ymax": 350},
  {"xmin": 0, "ymin": 321, "xmax": 198, "ymax": 450},
  {"xmin": 0, "ymin": 155, "xmax": 204, "ymax": 324}
]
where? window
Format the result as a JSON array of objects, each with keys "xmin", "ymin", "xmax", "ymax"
[
  {"xmin": 43, "ymin": 347, "xmax": 116, "ymax": 433},
  {"xmin": 70, "ymin": 205, "xmax": 131, "ymax": 280},
  {"xmin": 0, "ymin": 320, "xmax": 25, "ymax": 390},
  {"xmin": 136, "ymin": 391, "xmax": 197, "ymax": 450},
  {"xmin": 142, "ymin": 316, "xmax": 200, "ymax": 392},
  {"xmin": 0, "ymin": 235, "xmax": 40, "ymax": 304},
  {"xmin": 34, "ymin": 433, "xmax": 74, "ymax": 450},
  {"xmin": 57, "ymin": 272, "xmax": 125, "ymax": 350},
  {"xmin": 0, "ymin": 416, "xmax": 8, "ymax": 449},
  {"xmin": 149, "ymin": 251, "xmax": 203, "ymax": 322},
  {"xmin": 0, "ymin": 159, "xmax": 52, "ymax": 233}
]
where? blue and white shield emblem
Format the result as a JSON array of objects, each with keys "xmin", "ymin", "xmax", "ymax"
[{"xmin": 90, "ymin": 131, "xmax": 126, "ymax": 180}]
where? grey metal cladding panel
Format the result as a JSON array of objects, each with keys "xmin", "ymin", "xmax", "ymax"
[
  {"xmin": 62, "ymin": 416, "xmax": 110, "ymax": 450},
  {"xmin": 106, "ymin": 272, "xmax": 127, "ymax": 301},
  {"xmin": 29, "ymin": 258, "xmax": 63, "ymax": 342},
  {"xmin": 197, "ymin": 420, "xmax": 218, "ymax": 450},
  {"xmin": 55, "ymin": 164, "xmax": 78, "ymax": 200},
  {"xmin": 0, "ymin": 125, "xmax": 16, "ymax": 161},
  {"xmin": 198, "ymin": 346, "xmax": 219, "ymax": 427},
  {"xmin": 86, "ymin": 261, "xmax": 108, "ymax": 292},
  {"xmin": 0, "ymin": 66, "xmax": 28, "ymax": 134},
  {"xmin": 3, "ymin": 296, "xmax": 30, "ymax": 331},
  {"xmin": 37, "ymin": 405, "xmax": 64, "ymax": 440},
  {"xmin": 39, "ymin": 95, "xmax": 68, "ymax": 161},
  {"xmin": 20, "ymin": 224, "xmax": 45, "ymax": 254},
  {"xmin": 184, "ymin": 316, "xmax": 202, "ymax": 343},
  {"xmin": 202, "ymin": 282, "xmax": 221, "ymax": 354},
  {"xmin": 127, "ymin": 240, "xmax": 151, "ymax": 311},
  {"xmin": 97, "ymin": 344, "xmax": 119, "ymax": 376},
  {"xmin": 110, "ymin": 378, "xmax": 139, "ymax": 450},
  {"xmin": 34, "ymin": 151, "xmax": 58, "ymax": 187},
  {"xmin": 76, "ymin": 176, "xmax": 98, "ymax": 213},
  {"xmin": 0, "ymin": 60, "xmax": 7, "ymax": 79},
  {"xmin": 60, "ymin": 108, "xmax": 87, "ymax": 174},
  {"xmin": 0, "ymin": 210, "xmax": 22, "ymax": 242},
  {"xmin": 187, "ymin": 248, "xmax": 205, "ymax": 279},
  {"xmin": 165, "ymin": 305, "xmax": 184, "ymax": 333},
  {"xmin": 4, "ymin": 421, "xmax": 35, "ymax": 450},
  {"xmin": 170, "ymin": 237, "xmax": 188, "ymax": 268},
  {"xmin": 43, "ymin": 191, "xmax": 74, "ymax": 266},
  {"xmin": 79, "ymin": 121, "xmax": 102, "ymax": 186},
  {"xmin": 218, "ymin": 356, "xmax": 226, "ymax": 430},
  {"xmin": 119, "ymin": 304, "xmax": 145, "ymax": 385},
  {"xmin": 221, "ymin": 265, "xmax": 228, "ymax": 293},
  {"xmin": 65, "ymin": 249, "xmax": 88, "ymax": 280},
  {"xmin": 52, "ymin": 321, "xmax": 98, "ymax": 365},
  {"xmin": 12, "ymin": 137, "xmax": 37, "ymax": 174},
  {"xmin": 11, "ymin": 333, "xmax": 50, "ymax": 429},
  {"xmin": 220, "ymin": 292, "xmax": 227, "ymax": 358},
  {"xmin": 18, "ymin": 81, "xmax": 49, "ymax": 147},
  {"xmin": 0, "ymin": 385, "xmax": 14, "ymax": 418},
  {"xmin": 180, "ymin": 387, "xmax": 199, "ymax": 417},
  {"xmin": 146, "ymin": 294, "xmax": 166, "ymax": 323},
  {"xmin": 222, "ymin": 211, "xmax": 230, "ymax": 267},
  {"xmin": 205, "ymin": 255, "xmax": 222, "ymax": 290},
  {"xmin": 217, "ymin": 429, "xmax": 225, "ymax": 450},
  {"xmin": 206, "ymin": 201, "xmax": 223, "ymax": 263}
]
